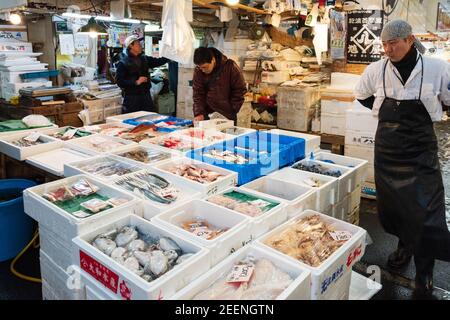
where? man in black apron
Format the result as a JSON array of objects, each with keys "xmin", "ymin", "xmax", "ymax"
[{"xmin": 356, "ymin": 20, "xmax": 450, "ymax": 297}]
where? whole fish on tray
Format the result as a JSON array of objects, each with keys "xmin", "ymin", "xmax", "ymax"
[
  {"xmin": 292, "ymin": 161, "xmax": 342, "ymax": 178},
  {"xmin": 118, "ymin": 148, "xmax": 171, "ymax": 164},
  {"xmin": 168, "ymin": 164, "xmax": 223, "ymax": 184},
  {"xmin": 205, "ymin": 149, "xmax": 251, "ymax": 164},
  {"xmin": 78, "ymin": 158, "xmax": 140, "ymax": 178}
]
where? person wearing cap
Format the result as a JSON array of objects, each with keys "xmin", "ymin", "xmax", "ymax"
[
  {"xmin": 116, "ymin": 35, "xmax": 170, "ymax": 114},
  {"xmin": 355, "ymin": 19, "xmax": 450, "ymax": 297}
]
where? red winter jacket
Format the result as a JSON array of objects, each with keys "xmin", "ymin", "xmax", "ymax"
[{"xmin": 193, "ymin": 49, "xmax": 246, "ymax": 121}]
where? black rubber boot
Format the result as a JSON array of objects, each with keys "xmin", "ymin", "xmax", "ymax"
[
  {"xmin": 413, "ymin": 255, "xmax": 435, "ymax": 298},
  {"xmin": 387, "ymin": 240, "xmax": 413, "ymax": 269}
]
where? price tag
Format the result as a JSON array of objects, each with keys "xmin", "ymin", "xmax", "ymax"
[
  {"xmin": 72, "ymin": 210, "xmax": 93, "ymax": 219},
  {"xmin": 329, "ymin": 230, "xmax": 352, "ymax": 242},
  {"xmin": 24, "ymin": 132, "xmax": 41, "ymax": 142},
  {"xmin": 84, "ymin": 125, "xmax": 101, "ymax": 132},
  {"xmin": 192, "ymin": 227, "xmax": 213, "ymax": 240},
  {"xmin": 226, "ymin": 264, "xmax": 254, "ymax": 283},
  {"xmin": 63, "ymin": 128, "xmax": 78, "ymax": 139},
  {"xmin": 250, "ymin": 199, "xmax": 272, "ymax": 208}
]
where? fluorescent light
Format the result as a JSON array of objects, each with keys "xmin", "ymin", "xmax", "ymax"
[
  {"xmin": 62, "ymin": 12, "xmax": 143, "ymax": 24},
  {"xmin": 9, "ymin": 13, "xmax": 22, "ymax": 25},
  {"xmin": 226, "ymin": 0, "xmax": 240, "ymax": 5}
]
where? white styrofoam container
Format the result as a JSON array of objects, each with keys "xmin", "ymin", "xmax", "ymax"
[
  {"xmin": 345, "ymin": 108, "xmax": 378, "ymax": 133},
  {"xmin": 42, "ymin": 279, "xmax": 60, "ymax": 300},
  {"xmin": 205, "ymin": 187, "xmax": 287, "ymax": 239},
  {"xmin": 111, "ymin": 144, "xmax": 179, "ymax": 168},
  {"xmin": 0, "ymin": 124, "xmax": 58, "ymax": 139},
  {"xmin": 24, "ymin": 174, "xmax": 141, "ymax": 244},
  {"xmin": 72, "ymin": 214, "xmax": 211, "ymax": 300},
  {"xmin": 40, "ymin": 250, "xmax": 86, "ymax": 300},
  {"xmin": 81, "ymin": 96, "xmax": 122, "ymax": 111},
  {"xmin": 292, "ymin": 159, "xmax": 354, "ymax": 202},
  {"xmin": 269, "ymin": 168, "xmax": 338, "ymax": 212},
  {"xmin": 262, "ymin": 60, "xmax": 301, "ymax": 71},
  {"xmin": 39, "ymin": 224, "xmax": 75, "ymax": 271},
  {"xmin": 268, "ymin": 129, "xmax": 321, "ymax": 156},
  {"xmin": 81, "ymin": 122, "xmax": 135, "ymax": 136},
  {"xmin": 345, "ymin": 129, "xmax": 375, "ymax": 147},
  {"xmin": 320, "ymin": 95, "xmax": 354, "ymax": 114},
  {"xmin": 344, "ymin": 144, "xmax": 374, "ymax": 164},
  {"xmin": 173, "ymin": 128, "xmax": 234, "ymax": 146},
  {"xmin": 82, "ymin": 106, "xmax": 123, "ymax": 125},
  {"xmin": 171, "ymin": 244, "xmax": 311, "ymax": 300},
  {"xmin": 255, "ymin": 210, "xmax": 367, "ymax": 300},
  {"xmin": 64, "ymin": 154, "xmax": 144, "ymax": 182},
  {"xmin": 152, "ymin": 157, "xmax": 238, "ymax": 197},
  {"xmin": 313, "ymin": 151, "xmax": 368, "ymax": 190},
  {"xmin": 106, "ymin": 111, "xmax": 156, "ymax": 123},
  {"xmin": 346, "ymin": 205, "xmax": 360, "ymax": 225},
  {"xmin": 261, "ymin": 71, "xmax": 290, "ymax": 84},
  {"xmin": 240, "ymin": 176, "xmax": 317, "ymax": 219},
  {"xmin": 348, "ymin": 187, "xmax": 362, "ymax": 213},
  {"xmin": 349, "ymin": 271, "xmax": 382, "ymax": 300},
  {"xmin": 196, "ymin": 119, "xmax": 234, "ymax": 131},
  {"xmin": 39, "ymin": 126, "xmax": 93, "ymax": 141},
  {"xmin": 220, "ymin": 126, "xmax": 256, "ymax": 137},
  {"xmin": 153, "ymin": 200, "xmax": 251, "ymax": 266},
  {"xmin": 26, "ymin": 148, "xmax": 91, "ymax": 177},
  {"xmin": 143, "ymin": 134, "xmax": 207, "ymax": 155},
  {"xmin": 331, "ymin": 195, "xmax": 350, "ymax": 221},
  {"xmin": 65, "ymin": 134, "xmax": 138, "ymax": 156},
  {"xmin": 112, "ymin": 169, "xmax": 202, "ymax": 219},
  {"xmin": 0, "ymin": 131, "xmax": 63, "ymax": 161},
  {"xmin": 321, "ymin": 112, "xmax": 346, "ymax": 136}
]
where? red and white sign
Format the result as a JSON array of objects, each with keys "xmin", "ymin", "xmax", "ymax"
[
  {"xmin": 346, "ymin": 244, "xmax": 363, "ymax": 267},
  {"xmin": 80, "ymin": 250, "xmax": 120, "ymax": 295}
]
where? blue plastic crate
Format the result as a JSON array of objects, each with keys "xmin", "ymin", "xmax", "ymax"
[
  {"xmin": 187, "ymin": 139, "xmax": 288, "ymax": 185},
  {"xmin": 124, "ymin": 115, "xmax": 193, "ymax": 130},
  {"xmin": 239, "ymin": 132, "xmax": 305, "ymax": 165},
  {"xmin": 19, "ymin": 70, "xmax": 59, "ymax": 80},
  {"xmin": 123, "ymin": 114, "xmax": 170, "ymax": 126}
]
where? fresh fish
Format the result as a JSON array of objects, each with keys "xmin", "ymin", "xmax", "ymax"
[
  {"xmin": 127, "ymin": 239, "xmax": 146, "ymax": 252},
  {"xmin": 163, "ymin": 250, "xmax": 179, "ymax": 265},
  {"xmin": 149, "ymin": 250, "xmax": 169, "ymax": 276},
  {"xmin": 93, "ymin": 237, "xmax": 117, "ymax": 256},
  {"xmin": 133, "ymin": 250, "xmax": 152, "ymax": 267},
  {"xmin": 115, "ymin": 226, "xmax": 138, "ymax": 247},
  {"xmin": 159, "ymin": 237, "xmax": 182, "ymax": 255},
  {"xmin": 111, "ymin": 247, "xmax": 127, "ymax": 264},
  {"xmin": 123, "ymin": 256, "xmax": 141, "ymax": 275}
]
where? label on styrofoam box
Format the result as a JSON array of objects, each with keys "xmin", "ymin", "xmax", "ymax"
[
  {"xmin": 24, "ymin": 132, "xmax": 41, "ymax": 142},
  {"xmin": 226, "ymin": 264, "xmax": 254, "ymax": 284},
  {"xmin": 329, "ymin": 230, "xmax": 352, "ymax": 242}
]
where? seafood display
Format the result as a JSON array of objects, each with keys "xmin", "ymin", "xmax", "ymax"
[
  {"xmin": 115, "ymin": 172, "xmax": 179, "ymax": 204},
  {"xmin": 167, "ymin": 164, "xmax": 223, "ymax": 184},
  {"xmin": 11, "ymin": 133, "xmax": 46, "ymax": 147},
  {"xmin": 83, "ymin": 124, "xmax": 132, "ymax": 137},
  {"xmin": 75, "ymin": 157, "xmax": 142, "ymax": 179},
  {"xmin": 264, "ymin": 215, "xmax": 351, "ymax": 267},
  {"xmin": 301, "ymin": 177, "xmax": 325, "ymax": 188},
  {"xmin": 181, "ymin": 219, "xmax": 228, "ymax": 240},
  {"xmin": 91, "ymin": 225, "xmax": 193, "ymax": 282},
  {"xmin": 118, "ymin": 124, "xmax": 164, "ymax": 143},
  {"xmin": 180, "ymin": 129, "xmax": 227, "ymax": 143},
  {"xmin": 220, "ymin": 127, "xmax": 249, "ymax": 136},
  {"xmin": 117, "ymin": 148, "xmax": 172, "ymax": 164},
  {"xmin": 292, "ymin": 161, "xmax": 342, "ymax": 178},
  {"xmin": 74, "ymin": 136, "xmax": 130, "ymax": 153},
  {"xmin": 133, "ymin": 114, "xmax": 169, "ymax": 124},
  {"xmin": 42, "ymin": 179, "xmax": 128, "ymax": 218},
  {"xmin": 204, "ymin": 149, "xmax": 251, "ymax": 164},
  {"xmin": 208, "ymin": 191, "xmax": 279, "ymax": 218},
  {"xmin": 193, "ymin": 256, "xmax": 293, "ymax": 300},
  {"xmin": 48, "ymin": 127, "xmax": 92, "ymax": 141},
  {"xmin": 152, "ymin": 136, "xmax": 201, "ymax": 152}
]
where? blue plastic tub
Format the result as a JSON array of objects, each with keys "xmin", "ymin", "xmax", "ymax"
[
  {"xmin": 124, "ymin": 115, "xmax": 193, "ymax": 129},
  {"xmin": 0, "ymin": 179, "xmax": 36, "ymax": 262},
  {"xmin": 239, "ymin": 132, "xmax": 306, "ymax": 165},
  {"xmin": 187, "ymin": 139, "xmax": 287, "ymax": 185}
]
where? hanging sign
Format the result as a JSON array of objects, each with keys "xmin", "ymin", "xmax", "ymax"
[
  {"xmin": 330, "ymin": 9, "xmax": 346, "ymax": 60},
  {"xmin": 346, "ymin": 10, "xmax": 384, "ymax": 64}
]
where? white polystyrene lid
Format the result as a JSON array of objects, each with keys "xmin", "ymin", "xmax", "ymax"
[{"xmin": 26, "ymin": 148, "xmax": 91, "ymax": 175}]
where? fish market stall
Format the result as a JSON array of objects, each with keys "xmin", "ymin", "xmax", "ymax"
[{"xmin": 65, "ymin": 134, "xmax": 137, "ymax": 156}]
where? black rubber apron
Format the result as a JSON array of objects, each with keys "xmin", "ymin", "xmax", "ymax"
[{"xmin": 375, "ymin": 56, "xmax": 450, "ymax": 261}]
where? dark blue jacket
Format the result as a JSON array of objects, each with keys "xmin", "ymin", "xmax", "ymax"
[{"xmin": 116, "ymin": 49, "xmax": 169, "ymax": 96}]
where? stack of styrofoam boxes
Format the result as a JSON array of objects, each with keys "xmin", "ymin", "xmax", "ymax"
[
  {"xmin": 344, "ymin": 104, "xmax": 378, "ymax": 198},
  {"xmin": 171, "ymin": 244, "xmax": 312, "ymax": 300},
  {"xmin": 277, "ymin": 85, "xmax": 321, "ymax": 132},
  {"xmin": 320, "ymin": 73, "xmax": 361, "ymax": 136},
  {"xmin": 260, "ymin": 60, "xmax": 300, "ymax": 85},
  {"xmin": 223, "ymin": 39, "xmax": 254, "ymax": 83},
  {"xmin": 255, "ymin": 210, "xmax": 367, "ymax": 300},
  {"xmin": 22, "ymin": 175, "xmax": 140, "ymax": 300},
  {"xmin": 176, "ymin": 67, "xmax": 194, "ymax": 120},
  {"xmin": 0, "ymin": 43, "xmax": 50, "ymax": 101},
  {"xmin": 73, "ymin": 214, "xmax": 211, "ymax": 300},
  {"xmin": 80, "ymin": 96, "xmax": 123, "ymax": 125},
  {"xmin": 312, "ymin": 151, "xmax": 368, "ymax": 225}
]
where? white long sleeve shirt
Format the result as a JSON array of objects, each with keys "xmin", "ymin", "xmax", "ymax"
[{"xmin": 354, "ymin": 53, "xmax": 450, "ymax": 122}]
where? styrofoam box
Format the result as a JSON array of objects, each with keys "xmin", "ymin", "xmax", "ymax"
[
  {"xmin": 220, "ymin": 126, "xmax": 256, "ymax": 137},
  {"xmin": 172, "ymin": 128, "xmax": 234, "ymax": 147},
  {"xmin": 268, "ymin": 129, "xmax": 321, "ymax": 156},
  {"xmin": 65, "ymin": 134, "xmax": 138, "ymax": 156},
  {"xmin": 261, "ymin": 71, "xmax": 290, "ymax": 84},
  {"xmin": 321, "ymin": 96, "xmax": 354, "ymax": 114},
  {"xmin": 26, "ymin": 148, "xmax": 91, "ymax": 177},
  {"xmin": 262, "ymin": 60, "xmax": 301, "ymax": 71},
  {"xmin": 112, "ymin": 144, "xmax": 180, "ymax": 168},
  {"xmin": 348, "ymin": 187, "xmax": 362, "ymax": 213},
  {"xmin": 0, "ymin": 131, "xmax": 63, "ymax": 161},
  {"xmin": 143, "ymin": 134, "xmax": 208, "ymax": 156},
  {"xmin": 24, "ymin": 174, "xmax": 141, "ymax": 244},
  {"xmin": 40, "ymin": 250, "xmax": 86, "ymax": 300},
  {"xmin": 345, "ymin": 129, "xmax": 375, "ymax": 147},
  {"xmin": 153, "ymin": 200, "xmax": 251, "ymax": 267},
  {"xmin": 64, "ymin": 154, "xmax": 144, "ymax": 182},
  {"xmin": 170, "ymin": 244, "xmax": 312, "ymax": 300},
  {"xmin": 82, "ymin": 122, "xmax": 135, "ymax": 136},
  {"xmin": 321, "ymin": 112, "xmax": 346, "ymax": 136},
  {"xmin": 277, "ymin": 109, "xmax": 315, "ymax": 132},
  {"xmin": 0, "ymin": 70, "xmax": 46, "ymax": 83},
  {"xmin": 205, "ymin": 187, "xmax": 288, "ymax": 239},
  {"xmin": 314, "ymin": 151, "xmax": 368, "ymax": 190},
  {"xmin": 255, "ymin": 210, "xmax": 367, "ymax": 300},
  {"xmin": 81, "ymin": 96, "xmax": 123, "ymax": 111},
  {"xmin": 269, "ymin": 168, "xmax": 338, "ymax": 212},
  {"xmin": 332, "ymin": 195, "xmax": 350, "ymax": 221},
  {"xmin": 152, "ymin": 157, "xmax": 238, "ymax": 197},
  {"xmin": 349, "ymin": 271, "xmax": 382, "ymax": 300},
  {"xmin": 112, "ymin": 169, "xmax": 202, "ymax": 219},
  {"xmin": 344, "ymin": 144, "xmax": 374, "ymax": 162},
  {"xmin": 85, "ymin": 106, "xmax": 123, "ymax": 125},
  {"xmin": 42, "ymin": 279, "xmax": 60, "ymax": 300},
  {"xmin": 293, "ymin": 159, "xmax": 354, "ymax": 202},
  {"xmin": 240, "ymin": 176, "xmax": 317, "ymax": 219},
  {"xmin": 39, "ymin": 224, "xmax": 76, "ymax": 271},
  {"xmin": 73, "ymin": 214, "xmax": 211, "ymax": 300},
  {"xmin": 196, "ymin": 119, "xmax": 234, "ymax": 131},
  {"xmin": 106, "ymin": 111, "xmax": 157, "ymax": 124},
  {"xmin": 345, "ymin": 108, "xmax": 378, "ymax": 133},
  {"xmin": 4, "ymin": 80, "xmax": 52, "ymax": 92},
  {"xmin": 0, "ymin": 124, "xmax": 58, "ymax": 139},
  {"xmin": 39, "ymin": 126, "xmax": 91, "ymax": 141},
  {"xmin": 346, "ymin": 206, "xmax": 360, "ymax": 226}
]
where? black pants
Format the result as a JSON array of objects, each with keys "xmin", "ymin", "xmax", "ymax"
[
  {"xmin": 122, "ymin": 93, "xmax": 155, "ymax": 114},
  {"xmin": 399, "ymin": 239, "xmax": 435, "ymax": 277}
]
